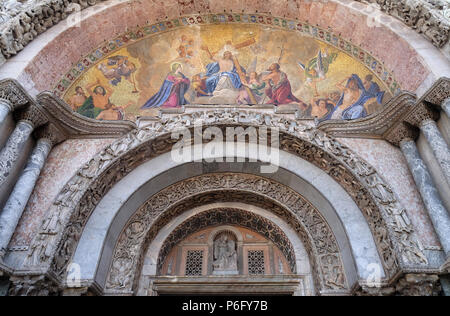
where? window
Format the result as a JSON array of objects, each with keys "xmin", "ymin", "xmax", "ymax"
[
  {"xmin": 185, "ymin": 250, "xmax": 204, "ymax": 276},
  {"xmin": 247, "ymin": 250, "xmax": 265, "ymax": 275}
]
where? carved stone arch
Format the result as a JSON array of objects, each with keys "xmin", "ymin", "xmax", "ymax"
[
  {"xmin": 105, "ymin": 175, "xmax": 347, "ymax": 295},
  {"xmin": 138, "ymin": 202, "xmax": 316, "ymax": 296},
  {"xmin": 154, "ymin": 208, "xmax": 296, "ymax": 274},
  {"xmin": 208, "ymin": 226, "xmax": 243, "ymax": 246},
  {"xmin": 22, "ymin": 111, "xmax": 427, "ymax": 294}
]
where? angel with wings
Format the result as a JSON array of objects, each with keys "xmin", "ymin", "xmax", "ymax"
[
  {"xmin": 236, "ymin": 71, "xmax": 266, "ymax": 104},
  {"xmin": 298, "ymin": 49, "xmax": 338, "ymax": 96},
  {"xmin": 97, "ymin": 55, "xmax": 137, "ymax": 87}
]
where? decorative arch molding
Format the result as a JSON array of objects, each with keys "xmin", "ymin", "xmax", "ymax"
[
  {"xmin": 1, "ymin": 0, "xmax": 448, "ymax": 95},
  {"xmin": 0, "ymin": 0, "xmax": 448, "ymax": 65},
  {"xmin": 19, "ymin": 110, "xmax": 428, "ymax": 295},
  {"xmin": 138, "ymin": 202, "xmax": 315, "ymax": 296},
  {"xmin": 105, "ymin": 174, "xmax": 346, "ymax": 295},
  {"xmin": 155, "ymin": 208, "xmax": 297, "ymax": 275}
]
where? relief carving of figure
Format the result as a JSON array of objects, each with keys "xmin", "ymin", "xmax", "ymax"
[
  {"xmin": 212, "ymin": 234, "xmax": 238, "ymax": 273},
  {"xmin": 366, "ymin": 174, "xmax": 396, "ymax": 204}
]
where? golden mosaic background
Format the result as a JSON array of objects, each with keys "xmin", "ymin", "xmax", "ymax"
[{"xmin": 64, "ymin": 24, "xmax": 392, "ymax": 121}]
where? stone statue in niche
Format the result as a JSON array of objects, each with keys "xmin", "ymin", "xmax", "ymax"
[{"xmin": 212, "ymin": 233, "xmax": 238, "ymax": 275}]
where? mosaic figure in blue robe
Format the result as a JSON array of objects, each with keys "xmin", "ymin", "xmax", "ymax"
[{"xmin": 324, "ymin": 74, "xmax": 385, "ymax": 121}]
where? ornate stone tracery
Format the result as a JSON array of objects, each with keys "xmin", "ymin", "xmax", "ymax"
[{"xmin": 19, "ymin": 110, "xmax": 427, "ymax": 295}]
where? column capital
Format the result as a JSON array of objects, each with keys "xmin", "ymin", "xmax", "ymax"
[
  {"xmin": 15, "ymin": 104, "xmax": 49, "ymax": 129},
  {"xmin": 384, "ymin": 122, "xmax": 419, "ymax": 147},
  {"xmin": 34, "ymin": 123, "xmax": 67, "ymax": 148},
  {"xmin": 405, "ymin": 101, "xmax": 440, "ymax": 128},
  {"xmin": 422, "ymin": 77, "xmax": 450, "ymax": 107},
  {"xmin": 0, "ymin": 79, "xmax": 34, "ymax": 111}
]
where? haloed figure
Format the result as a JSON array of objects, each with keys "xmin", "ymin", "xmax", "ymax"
[
  {"xmin": 141, "ymin": 62, "xmax": 190, "ymax": 109},
  {"xmin": 262, "ymin": 63, "xmax": 301, "ymax": 105}
]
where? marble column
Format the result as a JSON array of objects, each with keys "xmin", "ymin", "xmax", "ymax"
[
  {"xmin": 0, "ymin": 138, "xmax": 52, "ymax": 257},
  {"xmin": 0, "ymin": 121, "xmax": 34, "ymax": 189},
  {"xmin": 400, "ymin": 139, "xmax": 450, "ymax": 259},
  {"xmin": 442, "ymin": 98, "xmax": 450, "ymax": 119},
  {"xmin": 0, "ymin": 100, "xmax": 11, "ymax": 129},
  {"xmin": 420, "ymin": 119, "xmax": 450, "ymax": 186}
]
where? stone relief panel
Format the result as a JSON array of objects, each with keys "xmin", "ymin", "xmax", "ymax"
[
  {"xmin": 19, "ymin": 110, "xmax": 427, "ymax": 294},
  {"xmin": 156, "ymin": 209, "xmax": 296, "ymax": 276},
  {"xmin": 212, "ymin": 231, "xmax": 238, "ymax": 275},
  {"xmin": 158, "ymin": 218, "xmax": 293, "ymax": 277}
]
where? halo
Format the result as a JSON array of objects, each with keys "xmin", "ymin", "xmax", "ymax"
[
  {"xmin": 170, "ymin": 62, "xmax": 182, "ymax": 71},
  {"xmin": 217, "ymin": 44, "xmax": 239, "ymax": 57}
]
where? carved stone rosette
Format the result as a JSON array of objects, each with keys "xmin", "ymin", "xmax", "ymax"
[{"xmin": 20, "ymin": 110, "xmax": 427, "ymax": 295}]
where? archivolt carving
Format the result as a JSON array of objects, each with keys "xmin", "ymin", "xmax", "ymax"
[
  {"xmin": 155, "ymin": 208, "xmax": 297, "ymax": 275},
  {"xmin": 355, "ymin": 0, "xmax": 450, "ymax": 47},
  {"xmin": 106, "ymin": 175, "xmax": 346, "ymax": 294},
  {"xmin": 0, "ymin": 0, "xmax": 108, "ymax": 61},
  {"xmin": 0, "ymin": 0, "xmax": 448, "ymax": 64},
  {"xmin": 23, "ymin": 110, "xmax": 426, "ymax": 292}
]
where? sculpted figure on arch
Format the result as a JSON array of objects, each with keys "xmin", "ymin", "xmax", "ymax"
[{"xmin": 213, "ymin": 234, "xmax": 238, "ymax": 273}]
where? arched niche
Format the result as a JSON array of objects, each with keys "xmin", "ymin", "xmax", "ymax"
[{"xmin": 140, "ymin": 205, "xmax": 314, "ymax": 296}]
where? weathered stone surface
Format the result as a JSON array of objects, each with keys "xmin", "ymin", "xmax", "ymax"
[{"xmin": 356, "ymin": 273, "xmax": 442, "ymax": 296}]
